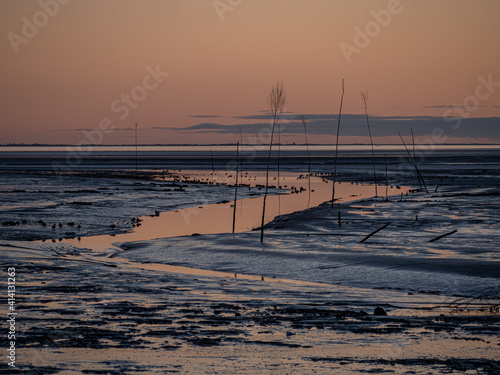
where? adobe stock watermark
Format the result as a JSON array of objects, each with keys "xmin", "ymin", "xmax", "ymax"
[
  {"xmin": 52, "ymin": 64, "xmax": 169, "ymax": 171},
  {"xmin": 213, "ymin": 0, "xmax": 243, "ymax": 21},
  {"xmin": 340, "ymin": 0, "xmax": 410, "ymax": 64},
  {"xmin": 416, "ymin": 74, "xmax": 499, "ymax": 153},
  {"xmin": 7, "ymin": 0, "xmax": 71, "ymax": 54},
  {"xmin": 441, "ymin": 74, "xmax": 500, "ymax": 133}
]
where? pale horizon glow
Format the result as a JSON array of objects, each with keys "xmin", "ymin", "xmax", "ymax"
[{"xmin": 1, "ymin": 0, "xmax": 499, "ymax": 145}]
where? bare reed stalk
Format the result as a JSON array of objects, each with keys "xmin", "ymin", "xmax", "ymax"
[
  {"xmin": 134, "ymin": 122, "xmax": 138, "ymax": 174},
  {"xmin": 239, "ymin": 129, "xmax": 244, "ymax": 176},
  {"xmin": 210, "ymin": 149, "xmax": 215, "ymax": 184},
  {"xmin": 232, "ymin": 141, "xmax": 240, "ymax": 234},
  {"xmin": 384, "ymin": 153, "xmax": 389, "ymax": 199},
  {"xmin": 398, "ymin": 132, "xmax": 429, "ymax": 193},
  {"xmin": 301, "ymin": 116, "xmax": 311, "ymax": 208},
  {"xmin": 332, "ymin": 79, "xmax": 345, "ymax": 208},
  {"xmin": 277, "ymin": 118, "xmax": 281, "ymax": 214},
  {"xmin": 360, "ymin": 92, "xmax": 378, "ymax": 196},
  {"xmin": 260, "ymin": 81, "xmax": 286, "ymax": 243},
  {"xmin": 411, "ymin": 127, "xmax": 423, "ymax": 188}
]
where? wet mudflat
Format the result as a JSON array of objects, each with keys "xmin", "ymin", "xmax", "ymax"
[
  {"xmin": 2, "ymin": 242, "xmax": 499, "ymax": 375},
  {"xmin": 1, "ymin": 147, "xmax": 500, "ymax": 374}
]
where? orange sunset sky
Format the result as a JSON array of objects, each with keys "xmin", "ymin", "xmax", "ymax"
[{"xmin": 1, "ymin": 0, "xmax": 499, "ymax": 145}]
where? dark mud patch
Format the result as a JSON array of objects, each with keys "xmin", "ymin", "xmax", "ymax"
[{"xmin": 306, "ymin": 357, "xmax": 500, "ymax": 375}]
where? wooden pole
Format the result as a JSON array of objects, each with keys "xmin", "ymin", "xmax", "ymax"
[
  {"xmin": 429, "ymin": 230, "xmax": 457, "ymax": 243},
  {"xmin": 360, "ymin": 223, "xmax": 390, "ymax": 243}
]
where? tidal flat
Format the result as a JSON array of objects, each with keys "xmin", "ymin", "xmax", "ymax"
[{"xmin": 1, "ymin": 146, "xmax": 499, "ymax": 374}]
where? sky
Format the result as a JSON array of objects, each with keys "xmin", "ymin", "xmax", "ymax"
[{"xmin": 1, "ymin": 0, "xmax": 499, "ymax": 145}]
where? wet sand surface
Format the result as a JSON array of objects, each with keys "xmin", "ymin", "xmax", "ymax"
[
  {"xmin": 60, "ymin": 170, "xmax": 406, "ymax": 252},
  {"xmin": 2, "ymin": 241, "xmax": 499, "ymax": 375},
  {"xmin": 1, "ymin": 160, "xmax": 499, "ymax": 374}
]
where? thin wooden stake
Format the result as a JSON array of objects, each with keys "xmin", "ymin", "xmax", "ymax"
[
  {"xmin": 338, "ymin": 211, "xmax": 341, "ymax": 227},
  {"xmin": 360, "ymin": 223, "xmax": 390, "ymax": 243},
  {"xmin": 429, "ymin": 230, "xmax": 457, "ymax": 243}
]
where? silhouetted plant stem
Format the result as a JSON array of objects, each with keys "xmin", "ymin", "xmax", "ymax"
[
  {"xmin": 239, "ymin": 129, "xmax": 244, "ymax": 176},
  {"xmin": 360, "ymin": 92, "xmax": 378, "ymax": 196},
  {"xmin": 411, "ymin": 127, "xmax": 422, "ymax": 188},
  {"xmin": 398, "ymin": 132, "xmax": 429, "ymax": 193},
  {"xmin": 134, "ymin": 122, "xmax": 138, "ymax": 174},
  {"xmin": 332, "ymin": 79, "xmax": 345, "ymax": 208},
  {"xmin": 385, "ymin": 153, "xmax": 388, "ymax": 199},
  {"xmin": 210, "ymin": 149, "xmax": 215, "ymax": 184},
  {"xmin": 301, "ymin": 116, "xmax": 311, "ymax": 208},
  {"xmin": 261, "ymin": 81, "xmax": 286, "ymax": 243},
  {"xmin": 277, "ymin": 120, "xmax": 281, "ymax": 215},
  {"xmin": 232, "ymin": 141, "xmax": 239, "ymax": 234}
]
